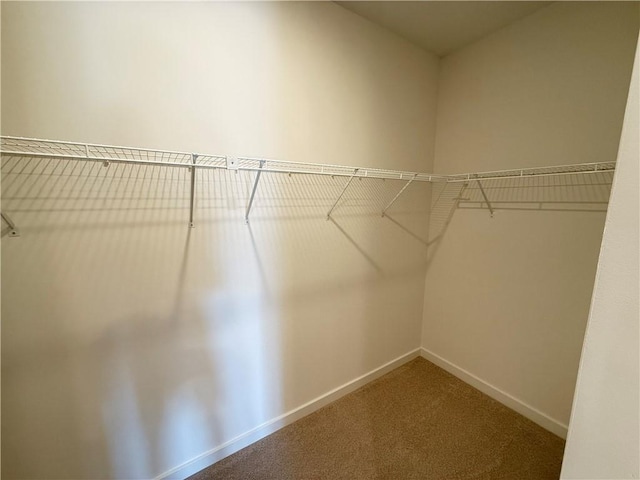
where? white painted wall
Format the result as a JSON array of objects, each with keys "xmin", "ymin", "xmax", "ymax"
[
  {"xmin": 561, "ymin": 36, "xmax": 639, "ymax": 480},
  {"xmin": 422, "ymin": 1, "xmax": 639, "ymax": 436},
  {"xmin": 1, "ymin": 2, "xmax": 439, "ymax": 479}
]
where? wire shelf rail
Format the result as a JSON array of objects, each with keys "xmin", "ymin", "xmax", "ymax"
[
  {"xmin": 445, "ymin": 162, "xmax": 616, "ymax": 182},
  {"xmin": 0, "ymin": 136, "xmax": 616, "ymax": 182},
  {"xmin": 1, "ymin": 135, "xmax": 617, "ymax": 229},
  {"xmin": 0, "ymin": 136, "xmax": 444, "ymax": 182}
]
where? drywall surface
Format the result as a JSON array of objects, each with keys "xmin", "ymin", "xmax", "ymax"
[
  {"xmin": 560, "ymin": 36, "xmax": 639, "ymax": 480},
  {"xmin": 1, "ymin": 2, "xmax": 439, "ymax": 479},
  {"xmin": 422, "ymin": 1, "xmax": 639, "ymax": 435}
]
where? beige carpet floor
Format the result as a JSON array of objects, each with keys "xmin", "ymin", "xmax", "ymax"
[{"xmin": 189, "ymin": 357, "xmax": 565, "ymax": 480}]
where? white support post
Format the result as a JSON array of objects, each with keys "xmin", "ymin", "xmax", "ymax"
[
  {"xmin": 245, "ymin": 160, "xmax": 265, "ymax": 224},
  {"xmin": 475, "ymin": 176, "xmax": 494, "ymax": 217},
  {"xmin": 189, "ymin": 154, "xmax": 197, "ymax": 228},
  {"xmin": 382, "ymin": 174, "xmax": 417, "ymax": 217},
  {"xmin": 326, "ymin": 169, "xmax": 358, "ymax": 220}
]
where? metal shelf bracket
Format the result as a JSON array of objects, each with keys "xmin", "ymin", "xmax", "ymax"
[
  {"xmin": 1, "ymin": 212, "xmax": 20, "ymax": 237},
  {"xmin": 475, "ymin": 176, "xmax": 494, "ymax": 218},
  {"xmin": 245, "ymin": 160, "xmax": 265, "ymax": 224},
  {"xmin": 327, "ymin": 168, "xmax": 359, "ymax": 220},
  {"xmin": 382, "ymin": 174, "xmax": 417, "ymax": 217},
  {"xmin": 189, "ymin": 154, "xmax": 198, "ymax": 228}
]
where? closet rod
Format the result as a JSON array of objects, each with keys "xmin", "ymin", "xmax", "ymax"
[{"xmin": 0, "ymin": 136, "xmax": 616, "ymax": 183}]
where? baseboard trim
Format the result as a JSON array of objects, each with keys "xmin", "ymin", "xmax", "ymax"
[
  {"xmin": 156, "ymin": 348, "xmax": 421, "ymax": 480},
  {"xmin": 420, "ymin": 347, "xmax": 568, "ymax": 439}
]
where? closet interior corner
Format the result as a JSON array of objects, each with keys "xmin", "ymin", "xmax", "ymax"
[{"xmin": 1, "ymin": 2, "xmax": 638, "ymax": 480}]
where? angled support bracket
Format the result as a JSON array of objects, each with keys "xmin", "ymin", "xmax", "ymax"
[
  {"xmin": 188, "ymin": 154, "xmax": 198, "ymax": 228},
  {"xmin": 382, "ymin": 174, "xmax": 417, "ymax": 217},
  {"xmin": 326, "ymin": 169, "xmax": 359, "ymax": 220},
  {"xmin": 245, "ymin": 160, "xmax": 265, "ymax": 224},
  {"xmin": 453, "ymin": 182, "xmax": 470, "ymax": 205},
  {"xmin": 1, "ymin": 211, "xmax": 20, "ymax": 237},
  {"xmin": 475, "ymin": 176, "xmax": 494, "ymax": 217}
]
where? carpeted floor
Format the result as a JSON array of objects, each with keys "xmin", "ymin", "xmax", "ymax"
[{"xmin": 189, "ymin": 357, "xmax": 565, "ymax": 480}]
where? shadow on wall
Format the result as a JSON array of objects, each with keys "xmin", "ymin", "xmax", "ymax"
[
  {"xmin": 425, "ymin": 181, "xmax": 468, "ymax": 271},
  {"xmin": 1, "ymin": 154, "xmax": 431, "ymax": 479},
  {"xmin": 1, "ymin": 156, "xmax": 228, "ymax": 478}
]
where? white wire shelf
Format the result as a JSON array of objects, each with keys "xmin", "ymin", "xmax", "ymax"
[
  {"xmin": 1, "ymin": 135, "xmax": 617, "ymax": 229},
  {"xmin": 445, "ymin": 162, "xmax": 616, "ymax": 182},
  {"xmin": 0, "ymin": 136, "xmax": 616, "ymax": 183},
  {"xmin": 0, "ymin": 136, "xmax": 445, "ymax": 183}
]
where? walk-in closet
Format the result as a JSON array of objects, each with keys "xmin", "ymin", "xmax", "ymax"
[{"xmin": 1, "ymin": 2, "xmax": 638, "ymax": 479}]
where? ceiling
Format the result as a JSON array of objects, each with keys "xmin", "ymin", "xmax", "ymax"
[{"xmin": 336, "ymin": 1, "xmax": 553, "ymax": 56}]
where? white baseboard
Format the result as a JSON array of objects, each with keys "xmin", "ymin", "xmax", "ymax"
[
  {"xmin": 156, "ymin": 348, "xmax": 421, "ymax": 480},
  {"xmin": 420, "ymin": 347, "xmax": 568, "ymax": 439}
]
